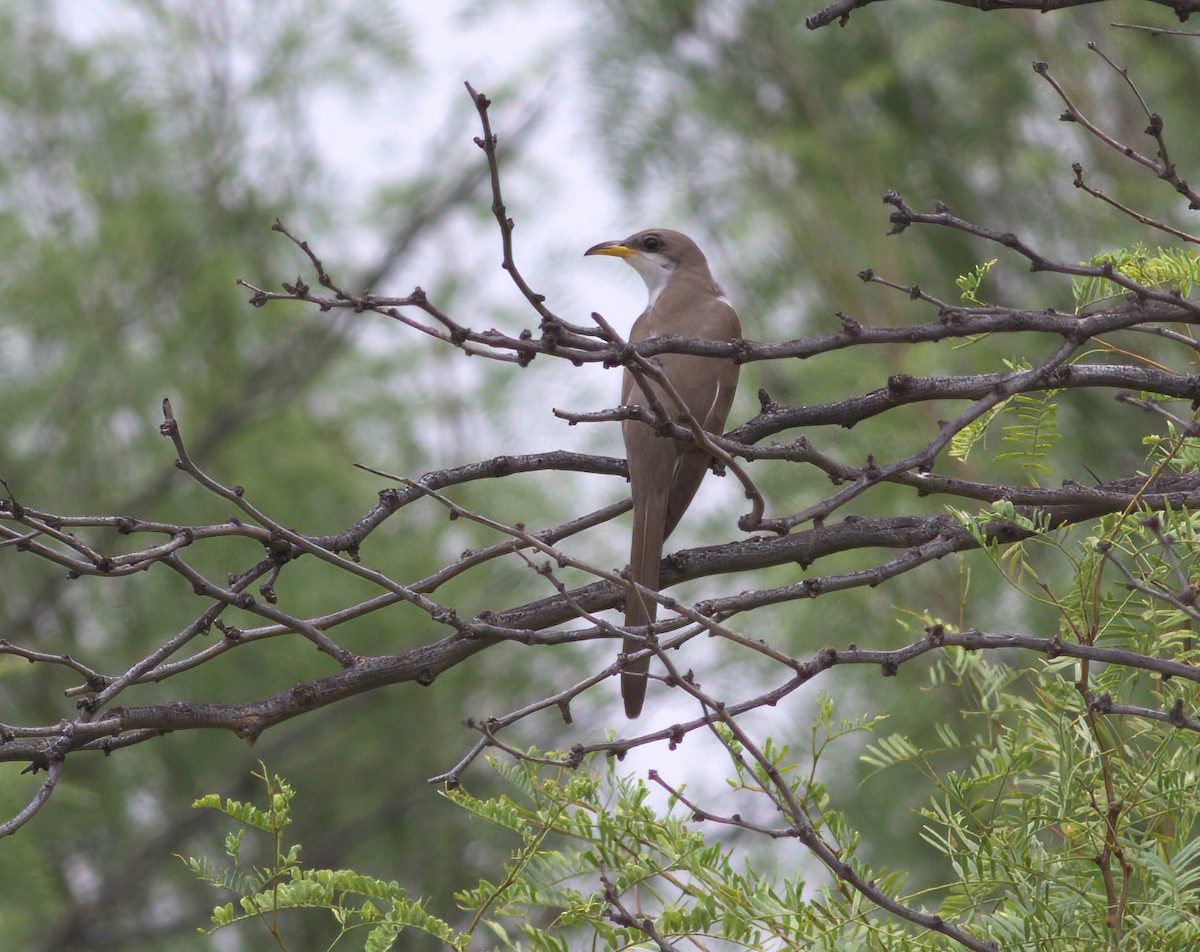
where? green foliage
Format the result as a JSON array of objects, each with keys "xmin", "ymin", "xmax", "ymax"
[
  {"xmin": 949, "ymin": 360, "xmax": 1060, "ymax": 482},
  {"xmin": 1073, "ymin": 244, "xmax": 1200, "ymax": 313},
  {"xmin": 449, "ymin": 715, "xmax": 897, "ymax": 952},
  {"xmin": 1143, "ymin": 422, "xmax": 1200, "ymax": 476},
  {"xmin": 185, "ymin": 766, "xmax": 469, "ymax": 951},
  {"xmin": 993, "ymin": 391, "xmax": 1061, "ymax": 481},
  {"xmin": 906, "ymin": 629, "xmax": 1200, "ymax": 949},
  {"xmin": 935, "ymin": 470, "xmax": 1200, "ymax": 946},
  {"xmin": 448, "ymin": 503, "xmax": 1200, "ymax": 949},
  {"xmin": 956, "ymin": 258, "xmax": 998, "ymax": 306},
  {"xmin": 949, "ymin": 401, "xmax": 1006, "ymax": 464}
]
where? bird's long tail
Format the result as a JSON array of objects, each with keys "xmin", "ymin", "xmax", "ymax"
[{"xmin": 624, "ymin": 491, "xmax": 666, "ymax": 718}]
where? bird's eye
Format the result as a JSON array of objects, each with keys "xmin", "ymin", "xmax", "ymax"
[{"xmin": 642, "ymin": 234, "xmax": 663, "ymax": 252}]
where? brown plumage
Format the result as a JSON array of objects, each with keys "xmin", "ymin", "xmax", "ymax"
[{"xmin": 585, "ymin": 229, "xmax": 741, "ymax": 717}]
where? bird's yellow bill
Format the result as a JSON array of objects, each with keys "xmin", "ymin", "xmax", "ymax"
[{"xmin": 584, "ymin": 241, "xmax": 636, "ymax": 258}]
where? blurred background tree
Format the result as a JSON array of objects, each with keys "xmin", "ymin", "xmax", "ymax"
[
  {"xmin": 1, "ymin": 0, "xmax": 1197, "ymax": 948},
  {"xmin": 0, "ymin": 3, "xmax": 562, "ymax": 948}
]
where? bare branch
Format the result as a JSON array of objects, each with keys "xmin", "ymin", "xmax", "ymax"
[
  {"xmin": 1035, "ymin": 55, "xmax": 1200, "ymax": 212},
  {"xmin": 806, "ymin": 0, "xmax": 1200, "ymax": 32},
  {"xmin": 0, "ymin": 761, "xmax": 62, "ymax": 839},
  {"xmin": 1111, "ymin": 20, "xmax": 1200, "ymax": 34}
]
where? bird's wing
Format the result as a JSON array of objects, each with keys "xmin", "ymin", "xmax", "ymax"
[{"xmin": 624, "ymin": 294, "xmax": 741, "ymax": 539}]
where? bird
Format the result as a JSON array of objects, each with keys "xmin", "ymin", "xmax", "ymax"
[{"xmin": 585, "ymin": 229, "xmax": 741, "ymax": 717}]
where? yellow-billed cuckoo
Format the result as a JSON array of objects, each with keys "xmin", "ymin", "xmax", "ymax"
[{"xmin": 585, "ymin": 229, "xmax": 741, "ymax": 717}]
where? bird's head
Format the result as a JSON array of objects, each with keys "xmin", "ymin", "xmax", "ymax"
[{"xmin": 584, "ymin": 229, "xmax": 709, "ymax": 305}]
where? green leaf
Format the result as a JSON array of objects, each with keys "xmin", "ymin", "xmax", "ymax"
[{"xmin": 956, "ymin": 258, "xmax": 998, "ymax": 305}]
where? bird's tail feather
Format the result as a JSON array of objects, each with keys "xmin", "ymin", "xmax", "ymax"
[{"xmin": 623, "ymin": 492, "xmax": 666, "ymax": 718}]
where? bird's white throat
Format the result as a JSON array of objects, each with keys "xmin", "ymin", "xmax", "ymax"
[{"xmin": 626, "ymin": 252, "xmax": 677, "ymax": 309}]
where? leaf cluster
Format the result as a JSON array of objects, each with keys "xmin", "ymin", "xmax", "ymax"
[
  {"xmin": 1074, "ymin": 245, "xmax": 1200, "ymax": 313},
  {"xmin": 186, "ymin": 767, "xmax": 468, "ymax": 952}
]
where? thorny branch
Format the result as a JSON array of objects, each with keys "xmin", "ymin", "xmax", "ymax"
[
  {"xmin": 805, "ymin": 0, "xmax": 1200, "ymax": 32},
  {"xmin": 5, "ymin": 60, "xmax": 1200, "ymax": 951},
  {"xmin": 1036, "ymin": 46, "xmax": 1200, "ymax": 213}
]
